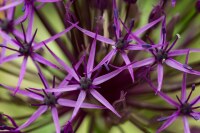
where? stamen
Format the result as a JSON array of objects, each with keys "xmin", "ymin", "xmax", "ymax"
[
  {"xmin": 30, "ymin": 29, "xmax": 38, "ymax": 46},
  {"xmin": 176, "ymin": 95, "xmax": 183, "ymax": 105},
  {"xmin": 166, "ymin": 34, "xmax": 181, "ymax": 52},
  {"xmin": 0, "ymin": 45, "xmax": 19, "ymax": 52},
  {"xmin": 38, "ymin": 73, "xmax": 48, "ymax": 89},
  {"xmin": 185, "ymin": 84, "xmax": 195, "ymax": 103}
]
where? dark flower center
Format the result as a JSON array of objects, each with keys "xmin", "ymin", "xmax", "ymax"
[
  {"xmin": 43, "ymin": 93, "xmax": 57, "ymax": 106},
  {"xmin": 115, "ymin": 38, "xmax": 129, "ymax": 49},
  {"xmin": 156, "ymin": 49, "xmax": 168, "ymax": 63},
  {"xmin": 80, "ymin": 77, "xmax": 92, "ymax": 90},
  {"xmin": 0, "ymin": 19, "xmax": 13, "ymax": 33},
  {"xmin": 180, "ymin": 103, "xmax": 192, "ymax": 115},
  {"xmin": 19, "ymin": 44, "xmax": 32, "ymax": 56},
  {"xmin": 25, "ymin": 0, "xmax": 34, "ymax": 4}
]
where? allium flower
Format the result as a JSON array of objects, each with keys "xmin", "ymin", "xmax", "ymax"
[
  {"xmin": 0, "ymin": 18, "xmax": 77, "ymax": 92},
  {"xmin": 44, "ymin": 35, "xmax": 127, "ymax": 119},
  {"xmin": 0, "ymin": 0, "xmax": 61, "ymax": 25},
  {"xmin": 0, "ymin": 73, "xmax": 103, "ymax": 133},
  {"xmin": 130, "ymin": 17, "xmax": 200, "ymax": 92},
  {"xmin": 147, "ymin": 51, "xmax": 200, "ymax": 133},
  {"xmin": 67, "ymin": 0, "xmax": 163, "ymax": 82}
]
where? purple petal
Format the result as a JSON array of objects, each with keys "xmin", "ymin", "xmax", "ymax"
[
  {"xmin": 71, "ymin": 90, "xmax": 86, "ymax": 119},
  {"xmin": 34, "ymin": 22, "xmax": 78, "ymax": 50},
  {"xmin": 157, "ymin": 112, "xmax": 179, "ymax": 133},
  {"xmin": 168, "ymin": 49, "xmax": 200, "ymax": 57},
  {"xmin": 0, "ymin": 0, "xmax": 23, "ymax": 11},
  {"xmin": 17, "ymin": 106, "xmax": 48, "ymax": 130},
  {"xmin": 190, "ymin": 112, "xmax": 200, "ymax": 120},
  {"xmin": 182, "ymin": 116, "xmax": 190, "ymax": 133},
  {"xmin": 172, "ymin": 0, "xmax": 176, "ymax": 7},
  {"xmin": 90, "ymin": 89, "xmax": 121, "ymax": 117},
  {"xmin": 0, "ymin": 84, "xmax": 43, "ymax": 101},
  {"xmin": 1, "ymin": 53, "xmax": 20, "ymax": 64},
  {"xmin": 16, "ymin": 56, "xmax": 28, "ymax": 93},
  {"xmin": 157, "ymin": 64, "xmax": 163, "ymax": 92},
  {"xmin": 26, "ymin": 7, "xmax": 34, "ymax": 42},
  {"xmin": 51, "ymin": 107, "xmax": 60, "ymax": 133},
  {"xmin": 190, "ymin": 96, "xmax": 200, "ymax": 106},
  {"xmin": 57, "ymin": 98, "xmax": 104, "ymax": 109},
  {"xmin": 32, "ymin": 53, "xmax": 59, "ymax": 69},
  {"xmin": 165, "ymin": 59, "xmax": 200, "ymax": 75},
  {"xmin": 45, "ymin": 85, "xmax": 79, "ymax": 93},
  {"xmin": 93, "ymin": 66, "xmax": 124, "ymax": 85},
  {"xmin": 67, "ymin": 21, "xmax": 115, "ymax": 45},
  {"xmin": 14, "ymin": 5, "xmax": 30, "ymax": 25},
  {"xmin": 87, "ymin": 34, "xmax": 97, "ymax": 78},
  {"xmin": 121, "ymin": 51, "xmax": 134, "ymax": 82},
  {"xmin": 43, "ymin": 45, "xmax": 80, "ymax": 81},
  {"xmin": 0, "ymin": 30, "xmax": 20, "ymax": 48},
  {"xmin": 113, "ymin": 0, "xmax": 121, "ymax": 39},
  {"xmin": 92, "ymin": 49, "xmax": 116, "ymax": 72},
  {"xmin": 134, "ymin": 16, "xmax": 164, "ymax": 36},
  {"xmin": 132, "ymin": 57, "xmax": 155, "ymax": 68}
]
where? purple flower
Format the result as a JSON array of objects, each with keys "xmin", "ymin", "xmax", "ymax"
[
  {"xmin": 0, "ymin": 15, "xmax": 77, "ymax": 92},
  {"xmin": 0, "ymin": 0, "xmax": 61, "ymax": 25},
  {"xmin": 196, "ymin": 0, "xmax": 200, "ymax": 13},
  {"xmin": 67, "ymin": 0, "xmax": 163, "ymax": 82},
  {"xmin": 0, "ymin": 113, "xmax": 20, "ymax": 132},
  {"xmin": 129, "ymin": 17, "xmax": 200, "ymax": 92},
  {"xmin": 172, "ymin": 0, "xmax": 176, "ymax": 7},
  {"xmin": 0, "ymin": 73, "xmax": 103, "ymax": 133},
  {"xmin": 147, "ymin": 51, "xmax": 200, "ymax": 133},
  {"xmin": 43, "ymin": 34, "xmax": 129, "ymax": 119}
]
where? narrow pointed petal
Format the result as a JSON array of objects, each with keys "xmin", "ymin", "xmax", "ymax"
[
  {"xmin": 157, "ymin": 112, "xmax": 179, "ymax": 133},
  {"xmin": 46, "ymin": 85, "xmax": 79, "ymax": 93},
  {"xmin": 32, "ymin": 53, "xmax": 59, "ymax": 69},
  {"xmin": 0, "ymin": 30, "xmax": 20, "ymax": 48},
  {"xmin": 87, "ymin": 35, "xmax": 97, "ymax": 77},
  {"xmin": 17, "ymin": 106, "xmax": 48, "ymax": 130},
  {"xmin": 182, "ymin": 116, "xmax": 190, "ymax": 133},
  {"xmin": 51, "ymin": 107, "xmax": 60, "ymax": 133},
  {"xmin": 157, "ymin": 64, "xmax": 163, "ymax": 92},
  {"xmin": 14, "ymin": 5, "xmax": 30, "ymax": 25},
  {"xmin": 16, "ymin": 57, "xmax": 28, "ymax": 92},
  {"xmin": 121, "ymin": 52, "xmax": 134, "ymax": 82},
  {"xmin": 93, "ymin": 67, "xmax": 124, "ymax": 85},
  {"xmin": 113, "ymin": 0, "xmax": 121, "ymax": 39},
  {"xmin": 57, "ymin": 99, "xmax": 104, "ymax": 109},
  {"xmin": 132, "ymin": 57, "xmax": 155, "ymax": 68},
  {"xmin": 190, "ymin": 112, "xmax": 200, "ymax": 120},
  {"xmin": 90, "ymin": 89, "xmax": 121, "ymax": 117},
  {"xmin": 165, "ymin": 59, "xmax": 200, "ymax": 75},
  {"xmin": 1, "ymin": 53, "xmax": 20, "ymax": 64},
  {"xmin": 68, "ymin": 21, "xmax": 115, "ymax": 45},
  {"xmin": 44, "ymin": 45, "xmax": 80, "ymax": 81},
  {"xmin": 168, "ymin": 49, "xmax": 200, "ymax": 57},
  {"xmin": 172, "ymin": 0, "xmax": 176, "ymax": 7},
  {"xmin": 0, "ymin": 84, "xmax": 43, "ymax": 101},
  {"xmin": 190, "ymin": 96, "xmax": 200, "ymax": 106},
  {"xmin": 0, "ymin": 0, "xmax": 23, "ymax": 11},
  {"xmin": 134, "ymin": 16, "xmax": 164, "ymax": 36},
  {"xmin": 34, "ymin": 22, "xmax": 78, "ymax": 50},
  {"xmin": 26, "ymin": 7, "xmax": 34, "ymax": 42},
  {"xmin": 92, "ymin": 49, "xmax": 116, "ymax": 72},
  {"xmin": 71, "ymin": 90, "xmax": 86, "ymax": 119},
  {"xmin": 147, "ymin": 79, "xmax": 179, "ymax": 107}
]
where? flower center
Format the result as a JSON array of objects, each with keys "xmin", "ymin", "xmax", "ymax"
[
  {"xmin": 43, "ymin": 93, "xmax": 57, "ymax": 106},
  {"xmin": 180, "ymin": 103, "xmax": 192, "ymax": 115},
  {"xmin": 25, "ymin": 0, "xmax": 34, "ymax": 4},
  {"xmin": 0, "ymin": 19, "xmax": 13, "ymax": 33},
  {"xmin": 156, "ymin": 49, "xmax": 168, "ymax": 63},
  {"xmin": 80, "ymin": 77, "xmax": 92, "ymax": 90},
  {"xmin": 115, "ymin": 38, "xmax": 129, "ymax": 49},
  {"xmin": 19, "ymin": 44, "xmax": 32, "ymax": 56}
]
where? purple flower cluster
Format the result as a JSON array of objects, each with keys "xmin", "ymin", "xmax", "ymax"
[{"xmin": 0, "ymin": 0, "xmax": 200, "ymax": 133}]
